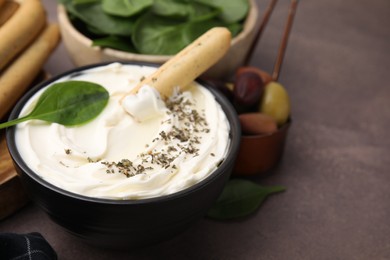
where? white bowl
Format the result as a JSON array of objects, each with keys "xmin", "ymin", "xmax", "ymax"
[{"xmin": 57, "ymin": 0, "xmax": 259, "ymax": 79}]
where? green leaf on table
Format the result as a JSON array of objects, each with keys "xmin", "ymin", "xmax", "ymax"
[
  {"xmin": 0, "ymin": 81, "xmax": 109, "ymax": 129},
  {"xmin": 207, "ymin": 179, "xmax": 286, "ymax": 220},
  {"xmin": 102, "ymin": 0, "xmax": 153, "ymax": 17}
]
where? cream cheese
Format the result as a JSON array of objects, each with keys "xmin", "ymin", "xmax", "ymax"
[
  {"xmin": 15, "ymin": 63, "xmax": 230, "ymax": 199},
  {"xmin": 122, "ymin": 84, "xmax": 166, "ymax": 122}
]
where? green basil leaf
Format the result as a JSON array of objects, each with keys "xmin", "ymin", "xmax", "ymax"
[
  {"xmin": 0, "ymin": 81, "xmax": 109, "ymax": 129},
  {"xmin": 102, "ymin": 0, "xmax": 153, "ymax": 17},
  {"xmin": 92, "ymin": 35, "xmax": 137, "ymax": 52},
  {"xmin": 207, "ymin": 179, "xmax": 286, "ymax": 220},
  {"xmin": 195, "ymin": 0, "xmax": 249, "ymax": 23}
]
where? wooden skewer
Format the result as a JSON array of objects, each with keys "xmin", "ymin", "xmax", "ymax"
[
  {"xmin": 244, "ymin": 0, "xmax": 278, "ymax": 65},
  {"xmin": 272, "ymin": 0, "xmax": 299, "ymax": 81}
]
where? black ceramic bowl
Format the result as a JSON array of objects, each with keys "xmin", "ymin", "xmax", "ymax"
[{"xmin": 6, "ymin": 62, "xmax": 241, "ymax": 249}]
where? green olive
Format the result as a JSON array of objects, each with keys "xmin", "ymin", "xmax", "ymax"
[{"xmin": 259, "ymin": 81, "xmax": 290, "ymax": 126}]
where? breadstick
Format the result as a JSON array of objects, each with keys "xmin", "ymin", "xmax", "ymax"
[
  {"xmin": 0, "ymin": 0, "xmax": 6, "ymax": 9},
  {"xmin": 0, "ymin": 1, "xmax": 19, "ymax": 26},
  {"xmin": 0, "ymin": 24, "xmax": 60, "ymax": 119},
  {"xmin": 128, "ymin": 27, "xmax": 231, "ymax": 99},
  {"xmin": 0, "ymin": 0, "xmax": 46, "ymax": 71}
]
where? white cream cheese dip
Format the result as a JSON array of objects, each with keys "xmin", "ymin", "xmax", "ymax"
[{"xmin": 15, "ymin": 63, "xmax": 230, "ymax": 199}]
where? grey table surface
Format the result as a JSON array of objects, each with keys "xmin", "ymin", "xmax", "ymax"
[{"xmin": 1, "ymin": 0, "xmax": 390, "ymax": 259}]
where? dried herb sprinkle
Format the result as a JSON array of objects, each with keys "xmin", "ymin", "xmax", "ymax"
[{"xmin": 81, "ymin": 91, "xmax": 214, "ymax": 178}]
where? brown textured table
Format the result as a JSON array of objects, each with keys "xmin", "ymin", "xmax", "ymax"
[{"xmin": 1, "ymin": 0, "xmax": 389, "ymax": 259}]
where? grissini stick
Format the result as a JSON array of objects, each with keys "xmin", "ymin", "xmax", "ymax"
[
  {"xmin": 0, "ymin": 1, "xmax": 19, "ymax": 26},
  {"xmin": 126, "ymin": 27, "xmax": 232, "ymax": 100},
  {"xmin": 0, "ymin": 0, "xmax": 46, "ymax": 71},
  {"xmin": 0, "ymin": 24, "xmax": 60, "ymax": 119}
]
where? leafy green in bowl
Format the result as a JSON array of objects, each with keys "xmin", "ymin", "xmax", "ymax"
[
  {"xmin": 57, "ymin": 0, "xmax": 259, "ymax": 79},
  {"xmin": 58, "ymin": 0, "xmax": 250, "ymax": 55}
]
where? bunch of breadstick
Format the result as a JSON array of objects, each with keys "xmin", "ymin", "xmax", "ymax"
[{"xmin": 0, "ymin": 0, "xmax": 60, "ymax": 119}]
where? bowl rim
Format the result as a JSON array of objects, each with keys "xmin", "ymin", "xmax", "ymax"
[
  {"xmin": 6, "ymin": 61, "xmax": 241, "ymax": 205},
  {"xmin": 57, "ymin": 0, "xmax": 258, "ymax": 61}
]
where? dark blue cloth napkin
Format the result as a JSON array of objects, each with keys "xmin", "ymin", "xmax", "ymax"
[{"xmin": 0, "ymin": 232, "xmax": 57, "ymax": 260}]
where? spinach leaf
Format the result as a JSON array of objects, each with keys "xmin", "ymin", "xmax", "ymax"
[
  {"xmin": 152, "ymin": 0, "xmax": 191, "ymax": 19},
  {"xmin": 151, "ymin": 0, "xmax": 218, "ymax": 21},
  {"xmin": 132, "ymin": 12, "xmax": 189, "ymax": 55},
  {"xmin": 85, "ymin": 23, "xmax": 107, "ymax": 36},
  {"xmin": 102, "ymin": 0, "xmax": 153, "ymax": 17},
  {"xmin": 207, "ymin": 179, "xmax": 286, "ymax": 220},
  {"xmin": 226, "ymin": 23, "xmax": 243, "ymax": 37},
  {"xmin": 92, "ymin": 35, "xmax": 137, "ymax": 52},
  {"xmin": 72, "ymin": 0, "xmax": 100, "ymax": 4},
  {"xmin": 132, "ymin": 12, "xmax": 227, "ymax": 55},
  {"xmin": 65, "ymin": 1, "xmax": 135, "ymax": 36},
  {"xmin": 0, "ymin": 81, "xmax": 109, "ymax": 129},
  {"xmin": 186, "ymin": 2, "xmax": 221, "ymax": 22},
  {"xmin": 195, "ymin": 0, "xmax": 249, "ymax": 23},
  {"xmin": 57, "ymin": 0, "xmax": 71, "ymax": 4}
]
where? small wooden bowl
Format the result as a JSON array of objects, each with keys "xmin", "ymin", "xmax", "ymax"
[
  {"xmin": 57, "ymin": 0, "xmax": 259, "ymax": 79},
  {"xmin": 233, "ymin": 119, "xmax": 291, "ymax": 176}
]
